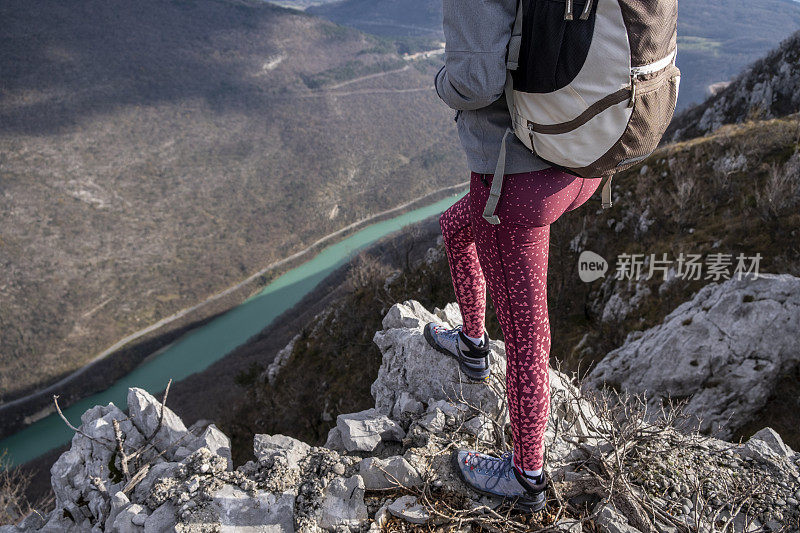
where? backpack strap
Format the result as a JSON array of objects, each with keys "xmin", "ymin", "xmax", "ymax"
[
  {"xmin": 482, "ymin": 0, "xmax": 524, "ymax": 225},
  {"xmin": 600, "ymin": 174, "xmax": 613, "ymax": 208},
  {"xmin": 507, "ymin": 0, "xmax": 524, "ymax": 71},
  {"xmin": 482, "ymin": 127, "xmax": 510, "ymax": 225}
]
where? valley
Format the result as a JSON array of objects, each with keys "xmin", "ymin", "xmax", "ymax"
[{"xmin": 0, "ymin": 0, "xmax": 466, "ymax": 414}]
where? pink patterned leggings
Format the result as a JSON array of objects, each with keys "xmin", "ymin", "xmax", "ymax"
[{"xmin": 440, "ymin": 168, "xmax": 601, "ymax": 471}]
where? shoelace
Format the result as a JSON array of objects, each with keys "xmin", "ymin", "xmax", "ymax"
[
  {"xmin": 465, "ymin": 451, "xmax": 513, "ymax": 478},
  {"xmin": 435, "ymin": 324, "xmax": 485, "ymax": 350},
  {"xmin": 433, "ymin": 324, "xmax": 462, "ymax": 336}
]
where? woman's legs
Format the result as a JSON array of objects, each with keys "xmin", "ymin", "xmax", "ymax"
[
  {"xmin": 436, "ymin": 165, "xmax": 600, "ymax": 341},
  {"xmin": 467, "ymin": 169, "xmax": 601, "ymax": 472},
  {"xmin": 439, "ymin": 193, "xmax": 487, "ymax": 340}
]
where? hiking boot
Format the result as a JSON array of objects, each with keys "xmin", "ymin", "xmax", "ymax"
[
  {"xmin": 452, "ymin": 450, "xmax": 547, "ymax": 512},
  {"xmin": 423, "ymin": 323, "xmax": 491, "ymax": 381}
]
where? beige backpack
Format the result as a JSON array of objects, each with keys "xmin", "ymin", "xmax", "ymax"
[{"xmin": 483, "ymin": 0, "xmax": 680, "ymax": 224}]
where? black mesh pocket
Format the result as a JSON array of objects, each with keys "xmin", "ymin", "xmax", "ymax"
[{"xmin": 512, "ymin": 0, "xmax": 597, "ymax": 94}]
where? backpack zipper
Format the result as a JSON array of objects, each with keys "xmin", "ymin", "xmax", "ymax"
[
  {"xmin": 564, "ymin": 0, "xmax": 573, "ymax": 20},
  {"xmin": 579, "ymin": 0, "xmax": 594, "ymax": 20}
]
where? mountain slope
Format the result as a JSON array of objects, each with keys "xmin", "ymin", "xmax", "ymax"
[
  {"xmin": 308, "ymin": 0, "xmax": 441, "ymax": 38},
  {"xmin": 308, "ymin": 0, "xmax": 800, "ymax": 110},
  {"xmin": 667, "ymin": 29, "xmax": 800, "ymax": 141},
  {"xmin": 0, "ymin": 0, "xmax": 464, "ymax": 404}
]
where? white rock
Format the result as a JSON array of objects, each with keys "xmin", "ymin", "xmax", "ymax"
[
  {"xmin": 209, "ymin": 485, "xmax": 295, "ymax": 532},
  {"xmin": 318, "ymin": 475, "xmax": 368, "ymax": 529},
  {"xmin": 462, "ymin": 416, "xmax": 494, "ymax": 442},
  {"xmin": 418, "ymin": 409, "xmax": 446, "ymax": 433},
  {"xmin": 336, "ymin": 409, "xmax": 405, "ymax": 452},
  {"xmin": 35, "ymin": 511, "xmax": 83, "ymax": 533},
  {"xmin": 381, "ymin": 300, "xmax": 440, "ymax": 330},
  {"xmin": 106, "ymin": 491, "xmax": 131, "ymax": 530},
  {"xmin": 594, "ymin": 503, "xmax": 639, "ymax": 533},
  {"xmin": 265, "ymin": 334, "xmax": 300, "ymax": 385},
  {"xmin": 586, "ymin": 274, "xmax": 800, "ymax": 439},
  {"xmin": 737, "ymin": 427, "xmax": 796, "ymax": 464},
  {"xmin": 111, "ymin": 503, "xmax": 147, "ymax": 533},
  {"xmin": 359, "ymin": 456, "xmax": 422, "ymax": 490},
  {"xmin": 134, "ymin": 463, "xmax": 180, "ymax": 504},
  {"xmin": 323, "ymin": 426, "xmax": 346, "ymax": 452},
  {"xmin": 372, "ymin": 301, "xmax": 507, "ymax": 420},
  {"xmin": 387, "ymin": 495, "xmax": 430, "ymax": 525},
  {"xmin": 748, "ymin": 427, "xmax": 795, "ymax": 457},
  {"xmin": 556, "ymin": 519, "xmax": 582, "ymax": 532},
  {"xmin": 433, "ymin": 302, "xmax": 463, "ymax": 327},
  {"xmin": 254, "ymin": 433, "xmax": 311, "ymax": 466},
  {"xmin": 601, "ymin": 280, "xmax": 651, "ymax": 323},
  {"xmin": 127, "ymin": 388, "xmax": 190, "ymax": 459},
  {"xmin": 373, "ymin": 502, "xmax": 391, "ymax": 528},
  {"xmin": 143, "ymin": 502, "xmax": 177, "ymax": 533},
  {"xmin": 171, "ymin": 446, "xmax": 193, "ymax": 462},
  {"xmin": 195, "ymin": 425, "xmax": 232, "ymax": 470},
  {"xmin": 49, "ymin": 402, "xmax": 146, "ymax": 531},
  {"xmin": 426, "ymin": 399, "xmax": 468, "ymax": 419},
  {"xmin": 392, "ymin": 391, "xmax": 423, "ymax": 419}
]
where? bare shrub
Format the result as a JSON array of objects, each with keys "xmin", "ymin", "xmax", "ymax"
[
  {"xmin": 754, "ymin": 153, "xmax": 800, "ymax": 221},
  {"xmin": 0, "ymin": 451, "xmax": 36, "ymax": 526},
  {"xmin": 669, "ymin": 167, "xmax": 697, "ymax": 226},
  {"xmin": 345, "ymin": 253, "xmax": 396, "ymax": 292},
  {"xmin": 711, "ymin": 149, "xmax": 748, "ymax": 200}
]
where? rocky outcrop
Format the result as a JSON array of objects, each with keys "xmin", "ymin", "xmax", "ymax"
[
  {"xmin": 370, "ymin": 300, "xmax": 507, "ymax": 422},
  {"xmin": 668, "ymin": 30, "xmax": 800, "ymax": 141},
  {"xmin": 264, "ymin": 334, "xmax": 301, "ymax": 386},
  {"xmin": 4, "ymin": 300, "xmax": 799, "ymax": 532},
  {"xmin": 585, "ymin": 273, "xmax": 800, "ymax": 440}
]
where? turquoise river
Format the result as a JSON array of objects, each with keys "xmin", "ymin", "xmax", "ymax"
[{"xmin": 1, "ymin": 191, "xmax": 464, "ymax": 467}]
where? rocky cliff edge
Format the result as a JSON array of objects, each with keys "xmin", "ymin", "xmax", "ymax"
[{"xmin": 4, "ymin": 300, "xmax": 799, "ymax": 532}]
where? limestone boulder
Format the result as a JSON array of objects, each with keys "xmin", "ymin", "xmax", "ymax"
[
  {"xmin": 585, "ymin": 274, "xmax": 800, "ymax": 438},
  {"xmin": 372, "ymin": 300, "xmax": 507, "ymax": 421},
  {"xmin": 335, "ymin": 409, "xmax": 405, "ymax": 452},
  {"xmin": 318, "ymin": 475, "xmax": 368, "ymax": 530},
  {"xmin": 127, "ymin": 388, "xmax": 190, "ymax": 460},
  {"xmin": 209, "ymin": 485, "xmax": 295, "ymax": 532},
  {"xmin": 358, "ymin": 456, "xmax": 422, "ymax": 490}
]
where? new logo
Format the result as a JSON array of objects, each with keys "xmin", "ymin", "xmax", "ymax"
[{"xmin": 578, "ymin": 250, "xmax": 608, "ymax": 282}]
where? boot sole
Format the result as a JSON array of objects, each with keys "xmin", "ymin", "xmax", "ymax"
[
  {"xmin": 450, "ymin": 450, "xmax": 547, "ymax": 513},
  {"xmin": 423, "ymin": 324, "xmax": 490, "ymax": 382}
]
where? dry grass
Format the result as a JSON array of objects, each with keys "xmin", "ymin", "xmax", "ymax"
[{"xmin": 368, "ymin": 363, "xmax": 780, "ymax": 532}]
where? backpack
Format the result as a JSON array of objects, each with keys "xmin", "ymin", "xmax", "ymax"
[{"xmin": 482, "ymin": 0, "xmax": 680, "ymax": 224}]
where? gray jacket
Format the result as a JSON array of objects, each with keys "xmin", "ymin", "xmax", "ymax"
[{"xmin": 435, "ymin": 0, "xmax": 549, "ymax": 175}]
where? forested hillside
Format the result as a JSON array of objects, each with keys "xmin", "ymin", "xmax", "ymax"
[{"xmin": 0, "ymin": 0, "xmax": 463, "ymax": 407}]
